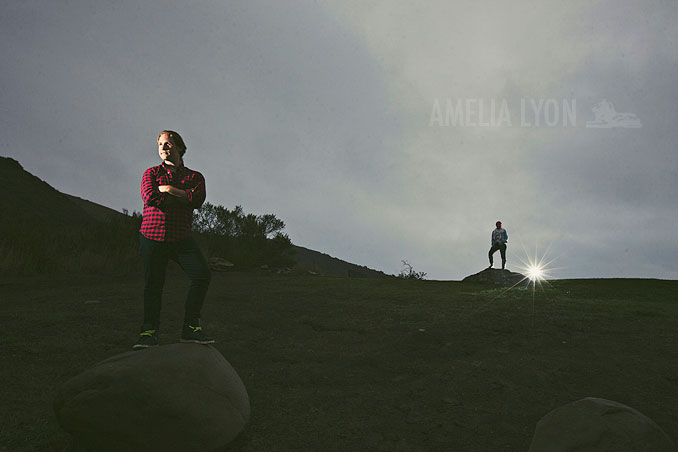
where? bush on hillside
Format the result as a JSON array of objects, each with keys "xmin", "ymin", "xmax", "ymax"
[
  {"xmin": 192, "ymin": 202, "xmax": 294, "ymax": 269},
  {"xmin": 397, "ymin": 260, "xmax": 427, "ymax": 280}
]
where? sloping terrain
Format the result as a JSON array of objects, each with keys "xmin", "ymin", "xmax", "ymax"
[
  {"xmin": 289, "ymin": 245, "xmax": 391, "ymax": 278},
  {"xmin": 0, "ymin": 155, "xmax": 389, "ymax": 276},
  {"xmin": 0, "ymin": 156, "xmax": 97, "ymax": 228},
  {"xmin": 64, "ymin": 193, "xmax": 124, "ymax": 223}
]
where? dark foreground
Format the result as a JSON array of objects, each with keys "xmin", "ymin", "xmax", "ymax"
[{"xmin": 2, "ymin": 270, "xmax": 677, "ymax": 451}]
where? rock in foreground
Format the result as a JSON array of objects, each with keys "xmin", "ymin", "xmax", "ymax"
[
  {"xmin": 54, "ymin": 343, "xmax": 250, "ymax": 452},
  {"xmin": 462, "ymin": 267, "xmax": 528, "ymax": 287},
  {"xmin": 528, "ymin": 397, "xmax": 677, "ymax": 452}
]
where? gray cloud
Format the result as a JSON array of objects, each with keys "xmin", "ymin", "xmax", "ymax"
[{"xmin": 1, "ymin": 0, "xmax": 676, "ymax": 279}]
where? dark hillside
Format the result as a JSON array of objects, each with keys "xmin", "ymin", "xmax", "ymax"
[
  {"xmin": 0, "ymin": 156, "xmax": 389, "ymax": 277},
  {"xmin": 290, "ymin": 244, "xmax": 391, "ymax": 278},
  {"xmin": 0, "ymin": 156, "xmax": 97, "ymax": 227},
  {"xmin": 65, "ymin": 193, "xmax": 125, "ymax": 222},
  {"xmin": 0, "ymin": 156, "xmax": 140, "ymax": 275}
]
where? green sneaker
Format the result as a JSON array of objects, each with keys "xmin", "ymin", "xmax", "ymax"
[
  {"xmin": 133, "ymin": 328, "xmax": 159, "ymax": 349},
  {"xmin": 180, "ymin": 321, "xmax": 215, "ymax": 345}
]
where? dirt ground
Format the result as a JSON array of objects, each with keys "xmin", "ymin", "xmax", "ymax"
[{"xmin": 1, "ymin": 271, "xmax": 677, "ymax": 451}]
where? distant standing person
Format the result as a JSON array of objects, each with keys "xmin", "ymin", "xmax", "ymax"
[
  {"xmin": 488, "ymin": 221, "xmax": 508, "ymax": 270},
  {"xmin": 134, "ymin": 130, "xmax": 214, "ymax": 349}
]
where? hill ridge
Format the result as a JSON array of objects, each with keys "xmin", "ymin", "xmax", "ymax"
[
  {"xmin": 1, "ymin": 156, "xmax": 97, "ymax": 227},
  {"xmin": 0, "ymin": 155, "xmax": 389, "ymax": 277}
]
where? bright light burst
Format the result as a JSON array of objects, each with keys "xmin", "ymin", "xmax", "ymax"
[
  {"xmin": 515, "ymin": 243, "xmax": 559, "ymax": 288},
  {"xmin": 526, "ymin": 264, "xmax": 545, "ymax": 282}
]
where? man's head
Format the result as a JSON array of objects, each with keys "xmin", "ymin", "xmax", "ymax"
[
  {"xmin": 157, "ymin": 130, "xmax": 187, "ymax": 164},
  {"xmin": 496, "ymin": 221, "xmax": 502, "ymax": 228}
]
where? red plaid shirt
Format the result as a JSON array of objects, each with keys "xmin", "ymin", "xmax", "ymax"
[{"xmin": 139, "ymin": 162, "xmax": 206, "ymax": 242}]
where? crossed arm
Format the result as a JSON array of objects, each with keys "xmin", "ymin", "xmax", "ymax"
[
  {"xmin": 141, "ymin": 168, "xmax": 206, "ymax": 210},
  {"xmin": 159, "ymin": 182, "xmax": 206, "ymax": 208},
  {"xmin": 158, "ymin": 185, "xmax": 189, "ymax": 204}
]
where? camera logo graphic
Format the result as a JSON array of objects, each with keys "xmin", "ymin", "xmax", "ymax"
[{"xmin": 586, "ymin": 99, "xmax": 641, "ymax": 128}]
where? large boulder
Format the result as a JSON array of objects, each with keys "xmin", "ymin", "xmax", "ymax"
[
  {"xmin": 54, "ymin": 344, "xmax": 250, "ymax": 452},
  {"xmin": 462, "ymin": 268, "xmax": 528, "ymax": 287},
  {"xmin": 528, "ymin": 397, "xmax": 677, "ymax": 452}
]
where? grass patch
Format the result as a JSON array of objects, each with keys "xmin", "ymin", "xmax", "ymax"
[{"xmin": 1, "ymin": 273, "xmax": 677, "ymax": 451}]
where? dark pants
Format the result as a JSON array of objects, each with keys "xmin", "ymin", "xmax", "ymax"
[
  {"xmin": 489, "ymin": 243, "xmax": 507, "ymax": 268},
  {"xmin": 139, "ymin": 233, "xmax": 211, "ymax": 329}
]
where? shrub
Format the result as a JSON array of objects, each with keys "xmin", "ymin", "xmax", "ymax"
[
  {"xmin": 397, "ymin": 260, "xmax": 427, "ymax": 280},
  {"xmin": 193, "ymin": 202, "xmax": 294, "ymax": 269}
]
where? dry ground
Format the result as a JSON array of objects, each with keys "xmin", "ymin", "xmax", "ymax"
[{"xmin": 1, "ymin": 270, "xmax": 677, "ymax": 451}]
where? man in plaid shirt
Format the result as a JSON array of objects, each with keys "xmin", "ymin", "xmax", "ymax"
[
  {"xmin": 488, "ymin": 220, "xmax": 508, "ymax": 270},
  {"xmin": 134, "ymin": 130, "xmax": 214, "ymax": 349}
]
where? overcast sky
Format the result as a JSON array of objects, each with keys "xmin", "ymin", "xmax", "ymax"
[{"xmin": 2, "ymin": 0, "xmax": 677, "ymax": 280}]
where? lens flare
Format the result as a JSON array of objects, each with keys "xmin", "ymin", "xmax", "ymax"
[
  {"xmin": 526, "ymin": 265, "xmax": 545, "ymax": 282},
  {"xmin": 515, "ymin": 242, "xmax": 560, "ymax": 289}
]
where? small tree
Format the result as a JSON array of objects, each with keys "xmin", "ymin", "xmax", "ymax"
[
  {"xmin": 397, "ymin": 260, "xmax": 427, "ymax": 280},
  {"xmin": 192, "ymin": 202, "xmax": 293, "ymax": 268}
]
